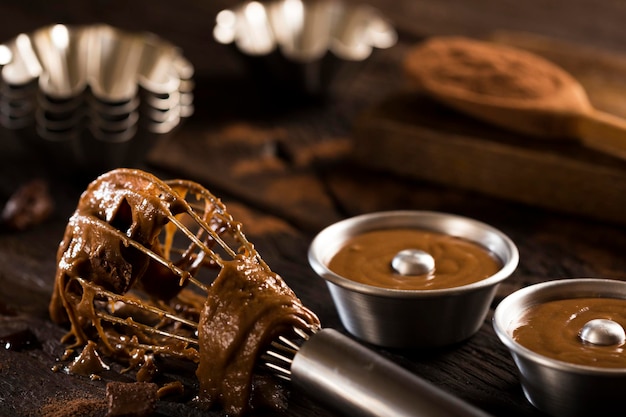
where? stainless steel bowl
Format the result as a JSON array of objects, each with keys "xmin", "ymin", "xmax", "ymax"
[
  {"xmin": 493, "ymin": 278, "xmax": 626, "ymax": 417},
  {"xmin": 308, "ymin": 210, "xmax": 519, "ymax": 348}
]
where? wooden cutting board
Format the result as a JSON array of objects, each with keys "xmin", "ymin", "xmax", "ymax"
[{"xmin": 353, "ymin": 31, "xmax": 626, "ymax": 225}]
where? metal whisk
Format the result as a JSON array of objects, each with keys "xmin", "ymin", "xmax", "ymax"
[
  {"xmin": 50, "ymin": 168, "xmax": 493, "ymax": 417},
  {"xmin": 50, "ymin": 168, "xmax": 265, "ymax": 358},
  {"xmin": 262, "ymin": 326, "xmax": 496, "ymax": 417}
]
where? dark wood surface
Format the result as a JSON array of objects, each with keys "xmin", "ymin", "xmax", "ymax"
[{"xmin": 2, "ymin": 1, "xmax": 626, "ymax": 416}]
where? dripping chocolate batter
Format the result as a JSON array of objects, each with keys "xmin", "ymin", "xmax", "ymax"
[
  {"xmin": 49, "ymin": 168, "xmax": 320, "ymax": 416},
  {"xmin": 196, "ymin": 257, "xmax": 319, "ymax": 415}
]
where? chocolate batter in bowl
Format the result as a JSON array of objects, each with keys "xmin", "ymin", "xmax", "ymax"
[
  {"xmin": 327, "ymin": 228, "xmax": 502, "ymax": 290},
  {"xmin": 493, "ymin": 278, "xmax": 626, "ymax": 417},
  {"xmin": 308, "ymin": 210, "xmax": 519, "ymax": 348}
]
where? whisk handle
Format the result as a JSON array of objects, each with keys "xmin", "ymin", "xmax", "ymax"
[{"xmin": 291, "ymin": 328, "xmax": 492, "ymax": 417}]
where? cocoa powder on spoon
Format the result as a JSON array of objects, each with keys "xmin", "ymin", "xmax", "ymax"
[{"xmin": 404, "ymin": 36, "xmax": 626, "ymax": 160}]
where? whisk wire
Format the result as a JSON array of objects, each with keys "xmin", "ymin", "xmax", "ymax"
[
  {"xmin": 265, "ymin": 362, "xmax": 292, "ymax": 381},
  {"xmin": 95, "ymin": 310, "xmax": 198, "ymax": 345},
  {"xmin": 75, "ymin": 277, "xmax": 199, "ymax": 329},
  {"xmin": 82, "ymin": 213, "xmax": 210, "ymax": 293},
  {"xmin": 261, "ymin": 325, "xmax": 319, "ymax": 382},
  {"xmin": 75, "ymin": 277, "xmax": 200, "ymax": 348},
  {"xmin": 166, "ymin": 213, "xmax": 228, "ymax": 268}
]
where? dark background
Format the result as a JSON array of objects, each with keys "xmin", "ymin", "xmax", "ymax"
[{"xmin": 1, "ymin": 1, "xmax": 626, "ymax": 416}]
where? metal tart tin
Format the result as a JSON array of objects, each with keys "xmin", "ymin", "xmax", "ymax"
[
  {"xmin": 213, "ymin": 0, "xmax": 397, "ymax": 97},
  {"xmin": 0, "ymin": 23, "xmax": 193, "ymax": 175}
]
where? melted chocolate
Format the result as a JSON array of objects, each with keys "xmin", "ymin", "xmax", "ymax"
[
  {"xmin": 513, "ymin": 297, "xmax": 626, "ymax": 368},
  {"xmin": 196, "ymin": 257, "xmax": 319, "ymax": 415},
  {"xmin": 1, "ymin": 179, "xmax": 54, "ymax": 232},
  {"xmin": 106, "ymin": 381, "xmax": 158, "ymax": 417},
  {"xmin": 68, "ymin": 340, "xmax": 110, "ymax": 376},
  {"xmin": 49, "ymin": 168, "xmax": 320, "ymax": 416},
  {"xmin": 329, "ymin": 228, "xmax": 501, "ymax": 290}
]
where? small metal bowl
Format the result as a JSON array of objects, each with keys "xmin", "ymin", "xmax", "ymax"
[
  {"xmin": 308, "ymin": 210, "xmax": 519, "ymax": 348},
  {"xmin": 493, "ymin": 278, "xmax": 626, "ymax": 417}
]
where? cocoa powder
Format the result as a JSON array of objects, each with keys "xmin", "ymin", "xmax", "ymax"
[
  {"xmin": 40, "ymin": 397, "xmax": 107, "ymax": 417},
  {"xmin": 404, "ymin": 36, "xmax": 566, "ymax": 100}
]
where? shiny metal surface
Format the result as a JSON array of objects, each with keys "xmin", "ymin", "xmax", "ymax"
[
  {"xmin": 290, "ymin": 328, "xmax": 492, "ymax": 417},
  {"xmin": 0, "ymin": 23, "xmax": 194, "ymax": 174},
  {"xmin": 213, "ymin": 0, "xmax": 397, "ymax": 96},
  {"xmin": 308, "ymin": 210, "xmax": 519, "ymax": 348},
  {"xmin": 493, "ymin": 278, "xmax": 626, "ymax": 417},
  {"xmin": 579, "ymin": 319, "xmax": 626, "ymax": 346},
  {"xmin": 214, "ymin": 0, "xmax": 396, "ymax": 61},
  {"xmin": 391, "ymin": 248, "xmax": 435, "ymax": 276}
]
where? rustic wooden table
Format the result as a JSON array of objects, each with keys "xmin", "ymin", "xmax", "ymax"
[{"xmin": 2, "ymin": 1, "xmax": 626, "ymax": 416}]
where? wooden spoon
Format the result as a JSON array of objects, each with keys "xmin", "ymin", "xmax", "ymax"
[{"xmin": 404, "ymin": 36, "xmax": 626, "ymax": 160}]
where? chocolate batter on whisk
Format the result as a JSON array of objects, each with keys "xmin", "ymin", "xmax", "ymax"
[{"xmin": 49, "ymin": 168, "xmax": 320, "ymax": 416}]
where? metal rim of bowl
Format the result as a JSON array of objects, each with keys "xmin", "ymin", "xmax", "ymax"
[
  {"xmin": 493, "ymin": 278, "xmax": 626, "ymax": 375},
  {"xmin": 308, "ymin": 210, "xmax": 520, "ymax": 299}
]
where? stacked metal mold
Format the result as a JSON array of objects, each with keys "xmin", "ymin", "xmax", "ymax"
[{"xmin": 0, "ymin": 24, "xmax": 194, "ymax": 175}]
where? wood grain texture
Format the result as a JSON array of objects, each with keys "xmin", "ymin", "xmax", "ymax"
[
  {"xmin": 1, "ymin": 2, "xmax": 626, "ymax": 417},
  {"xmin": 354, "ymin": 32, "xmax": 626, "ymax": 225}
]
